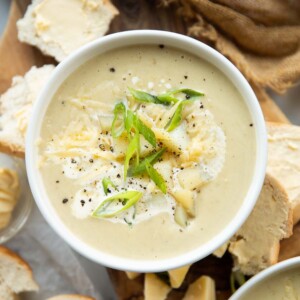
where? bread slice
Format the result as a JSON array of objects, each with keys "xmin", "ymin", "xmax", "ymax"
[
  {"xmin": 0, "ymin": 65, "xmax": 55, "ymax": 157},
  {"xmin": 0, "ymin": 246, "xmax": 38, "ymax": 300},
  {"xmin": 17, "ymin": 0, "xmax": 119, "ymax": 62},
  {"xmin": 47, "ymin": 295, "xmax": 95, "ymax": 300},
  {"xmin": 267, "ymin": 122, "xmax": 300, "ymax": 224},
  {"xmin": 229, "ymin": 174, "xmax": 293, "ymax": 275}
]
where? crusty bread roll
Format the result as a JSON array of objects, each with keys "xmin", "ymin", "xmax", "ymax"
[
  {"xmin": 0, "ymin": 246, "xmax": 38, "ymax": 300},
  {"xmin": 229, "ymin": 174, "xmax": 293, "ymax": 275},
  {"xmin": 267, "ymin": 122, "xmax": 300, "ymax": 224},
  {"xmin": 17, "ymin": 0, "xmax": 119, "ymax": 62},
  {"xmin": 0, "ymin": 65, "xmax": 55, "ymax": 157}
]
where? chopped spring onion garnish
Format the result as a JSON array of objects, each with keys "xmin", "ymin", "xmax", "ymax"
[
  {"xmin": 134, "ymin": 114, "xmax": 156, "ymax": 147},
  {"xmin": 165, "ymin": 101, "xmax": 184, "ymax": 132},
  {"xmin": 157, "ymin": 88, "xmax": 204, "ymax": 104},
  {"xmin": 124, "ymin": 133, "xmax": 140, "ymax": 179},
  {"xmin": 128, "ymin": 87, "xmax": 176, "ymax": 105},
  {"xmin": 102, "ymin": 177, "xmax": 117, "ymax": 195},
  {"xmin": 230, "ymin": 270, "xmax": 246, "ymax": 293},
  {"xmin": 128, "ymin": 87, "xmax": 160, "ymax": 104},
  {"xmin": 92, "ymin": 190, "xmax": 143, "ymax": 218},
  {"xmin": 111, "ymin": 102, "xmax": 126, "ymax": 138},
  {"xmin": 125, "ymin": 109, "xmax": 135, "ymax": 136},
  {"xmin": 156, "ymin": 94, "xmax": 179, "ymax": 104},
  {"xmin": 112, "ymin": 102, "xmax": 156, "ymax": 146},
  {"xmin": 145, "ymin": 161, "xmax": 166, "ymax": 194},
  {"xmin": 165, "ymin": 90, "xmax": 204, "ymax": 132},
  {"xmin": 171, "ymin": 88, "xmax": 204, "ymax": 99},
  {"xmin": 128, "ymin": 147, "xmax": 166, "ymax": 176}
]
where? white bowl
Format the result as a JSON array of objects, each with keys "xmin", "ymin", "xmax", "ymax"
[
  {"xmin": 230, "ymin": 257, "xmax": 300, "ymax": 299},
  {"xmin": 26, "ymin": 30, "xmax": 267, "ymax": 272}
]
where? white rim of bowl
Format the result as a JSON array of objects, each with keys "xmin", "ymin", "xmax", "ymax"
[
  {"xmin": 229, "ymin": 257, "xmax": 300, "ymax": 299},
  {"xmin": 26, "ymin": 30, "xmax": 267, "ymax": 272}
]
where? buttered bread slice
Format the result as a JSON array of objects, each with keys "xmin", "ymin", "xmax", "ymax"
[
  {"xmin": 0, "ymin": 65, "xmax": 55, "ymax": 157},
  {"xmin": 267, "ymin": 122, "xmax": 300, "ymax": 224},
  {"xmin": 17, "ymin": 0, "xmax": 119, "ymax": 62},
  {"xmin": 229, "ymin": 174, "xmax": 293, "ymax": 275}
]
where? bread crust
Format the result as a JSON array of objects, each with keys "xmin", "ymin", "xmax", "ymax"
[
  {"xmin": 0, "ymin": 141, "xmax": 24, "ymax": 158},
  {"xmin": 0, "ymin": 246, "xmax": 38, "ymax": 291},
  {"xmin": 267, "ymin": 121, "xmax": 300, "ymax": 224},
  {"xmin": 17, "ymin": 0, "xmax": 119, "ymax": 62},
  {"xmin": 229, "ymin": 173, "xmax": 293, "ymax": 275},
  {"xmin": 266, "ymin": 173, "xmax": 293, "ymax": 238},
  {"xmin": 0, "ymin": 65, "xmax": 55, "ymax": 158}
]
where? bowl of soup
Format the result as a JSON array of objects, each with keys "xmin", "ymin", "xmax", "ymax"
[
  {"xmin": 230, "ymin": 257, "xmax": 300, "ymax": 299},
  {"xmin": 26, "ymin": 30, "xmax": 267, "ymax": 272}
]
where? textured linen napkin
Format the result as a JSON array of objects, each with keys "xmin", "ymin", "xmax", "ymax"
[{"xmin": 159, "ymin": 0, "xmax": 300, "ymax": 119}]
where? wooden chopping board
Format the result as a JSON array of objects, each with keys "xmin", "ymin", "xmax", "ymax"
[{"xmin": 0, "ymin": 1, "xmax": 299, "ymax": 299}]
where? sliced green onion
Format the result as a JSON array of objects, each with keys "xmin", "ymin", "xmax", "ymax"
[
  {"xmin": 165, "ymin": 101, "xmax": 184, "ymax": 132},
  {"xmin": 124, "ymin": 133, "xmax": 140, "ymax": 179},
  {"xmin": 173, "ymin": 88, "xmax": 204, "ymax": 99},
  {"xmin": 125, "ymin": 109, "xmax": 134, "ymax": 135},
  {"xmin": 124, "ymin": 108, "xmax": 156, "ymax": 147},
  {"xmin": 134, "ymin": 115, "xmax": 156, "ymax": 147},
  {"xmin": 230, "ymin": 270, "xmax": 246, "ymax": 293},
  {"xmin": 128, "ymin": 147, "xmax": 166, "ymax": 176},
  {"xmin": 128, "ymin": 87, "xmax": 203, "ymax": 106},
  {"xmin": 111, "ymin": 102, "xmax": 126, "ymax": 138},
  {"xmin": 156, "ymin": 94, "xmax": 179, "ymax": 104},
  {"xmin": 92, "ymin": 190, "xmax": 143, "ymax": 218},
  {"xmin": 157, "ymin": 88, "xmax": 204, "ymax": 104},
  {"xmin": 145, "ymin": 161, "xmax": 166, "ymax": 194},
  {"xmin": 128, "ymin": 87, "xmax": 159, "ymax": 104},
  {"xmin": 102, "ymin": 177, "xmax": 117, "ymax": 195}
]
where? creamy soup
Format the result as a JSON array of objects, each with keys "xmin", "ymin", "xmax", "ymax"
[
  {"xmin": 38, "ymin": 45, "xmax": 256, "ymax": 260},
  {"xmin": 240, "ymin": 267, "xmax": 300, "ymax": 300}
]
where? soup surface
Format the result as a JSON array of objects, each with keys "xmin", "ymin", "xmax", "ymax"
[
  {"xmin": 239, "ymin": 267, "xmax": 300, "ymax": 300},
  {"xmin": 38, "ymin": 45, "xmax": 256, "ymax": 260}
]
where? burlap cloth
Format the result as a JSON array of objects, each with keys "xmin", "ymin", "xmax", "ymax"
[{"xmin": 160, "ymin": 0, "xmax": 300, "ymax": 110}]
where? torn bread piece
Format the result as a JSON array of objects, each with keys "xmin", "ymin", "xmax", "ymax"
[
  {"xmin": 0, "ymin": 246, "xmax": 38, "ymax": 300},
  {"xmin": 47, "ymin": 295, "xmax": 95, "ymax": 300},
  {"xmin": 267, "ymin": 122, "xmax": 300, "ymax": 224},
  {"xmin": 229, "ymin": 174, "xmax": 293, "ymax": 275},
  {"xmin": 0, "ymin": 65, "xmax": 55, "ymax": 157},
  {"xmin": 183, "ymin": 276, "xmax": 216, "ymax": 300},
  {"xmin": 17, "ymin": 0, "xmax": 119, "ymax": 62},
  {"xmin": 144, "ymin": 273, "xmax": 171, "ymax": 300}
]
